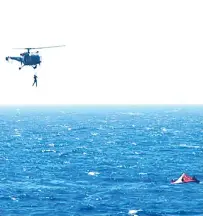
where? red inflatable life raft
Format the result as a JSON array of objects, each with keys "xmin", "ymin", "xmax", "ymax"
[{"xmin": 171, "ymin": 173, "xmax": 200, "ymax": 184}]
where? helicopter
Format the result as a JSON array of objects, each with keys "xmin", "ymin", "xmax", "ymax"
[{"xmin": 5, "ymin": 45, "xmax": 65, "ymax": 70}]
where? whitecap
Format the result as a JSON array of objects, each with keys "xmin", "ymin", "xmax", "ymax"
[
  {"xmin": 42, "ymin": 149, "xmax": 56, "ymax": 153},
  {"xmin": 91, "ymin": 132, "xmax": 98, "ymax": 136},
  {"xmin": 117, "ymin": 165, "xmax": 123, "ymax": 168},
  {"xmin": 179, "ymin": 144, "xmax": 200, "ymax": 149},
  {"xmin": 128, "ymin": 209, "xmax": 141, "ymax": 215},
  {"xmin": 139, "ymin": 172, "xmax": 147, "ymax": 175},
  {"xmin": 106, "ymin": 141, "xmax": 115, "ymax": 144},
  {"xmin": 121, "ymin": 112, "xmax": 141, "ymax": 116},
  {"xmin": 13, "ymin": 134, "xmax": 21, "ymax": 137},
  {"xmin": 161, "ymin": 127, "xmax": 167, "ymax": 132},
  {"xmin": 10, "ymin": 196, "xmax": 18, "ymax": 202},
  {"xmin": 64, "ymin": 161, "xmax": 70, "ymax": 164},
  {"xmin": 48, "ymin": 143, "xmax": 55, "ymax": 147},
  {"xmin": 13, "ymin": 128, "xmax": 21, "ymax": 137},
  {"xmin": 88, "ymin": 171, "xmax": 100, "ymax": 176},
  {"xmin": 145, "ymin": 127, "xmax": 153, "ymax": 130}
]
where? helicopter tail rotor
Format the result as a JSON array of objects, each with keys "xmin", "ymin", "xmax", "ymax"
[{"xmin": 6, "ymin": 56, "xmax": 10, "ymax": 61}]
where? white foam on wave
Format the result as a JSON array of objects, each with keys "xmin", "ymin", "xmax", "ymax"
[
  {"xmin": 91, "ymin": 132, "xmax": 98, "ymax": 136},
  {"xmin": 161, "ymin": 127, "xmax": 167, "ymax": 132},
  {"xmin": 117, "ymin": 165, "xmax": 124, "ymax": 168},
  {"xmin": 128, "ymin": 209, "xmax": 142, "ymax": 215},
  {"xmin": 42, "ymin": 149, "xmax": 56, "ymax": 153},
  {"xmin": 10, "ymin": 196, "xmax": 18, "ymax": 202},
  {"xmin": 106, "ymin": 140, "xmax": 116, "ymax": 144},
  {"xmin": 63, "ymin": 125, "xmax": 72, "ymax": 131},
  {"xmin": 179, "ymin": 143, "xmax": 200, "ymax": 149},
  {"xmin": 13, "ymin": 128, "xmax": 21, "ymax": 137},
  {"xmin": 121, "ymin": 112, "xmax": 142, "ymax": 116},
  {"xmin": 48, "ymin": 143, "xmax": 55, "ymax": 147},
  {"xmin": 145, "ymin": 127, "xmax": 153, "ymax": 130},
  {"xmin": 139, "ymin": 172, "xmax": 147, "ymax": 175},
  {"xmin": 88, "ymin": 171, "xmax": 100, "ymax": 176},
  {"xmin": 13, "ymin": 134, "xmax": 21, "ymax": 137}
]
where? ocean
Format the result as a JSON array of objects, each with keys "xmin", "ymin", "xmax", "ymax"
[{"xmin": 0, "ymin": 105, "xmax": 202, "ymax": 216}]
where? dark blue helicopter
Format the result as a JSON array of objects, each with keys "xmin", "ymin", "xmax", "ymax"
[{"xmin": 6, "ymin": 45, "xmax": 65, "ymax": 70}]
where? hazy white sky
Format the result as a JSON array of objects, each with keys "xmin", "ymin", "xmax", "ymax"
[{"xmin": 0, "ymin": 0, "xmax": 203, "ymax": 104}]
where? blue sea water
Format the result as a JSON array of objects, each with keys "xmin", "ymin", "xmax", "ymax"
[{"xmin": 0, "ymin": 105, "xmax": 202, "ymax": 216}]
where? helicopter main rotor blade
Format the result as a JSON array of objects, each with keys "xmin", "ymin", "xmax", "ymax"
[
  {"xmin": 32, "ymin": 45, "xmax": 66, "ymax": 49},
  {"xmin": 13, "ymin": 45, "xmax": 65, "ymax": 50}
]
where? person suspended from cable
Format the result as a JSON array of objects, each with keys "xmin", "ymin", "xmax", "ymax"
[{"xmin": 32, "ymin": 74, "xmax": 38, "ymax": 87}]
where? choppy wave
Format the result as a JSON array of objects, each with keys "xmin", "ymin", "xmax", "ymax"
[{"xmin": 0, "ymin": 105, "xmax": 202, "ymax": 215}]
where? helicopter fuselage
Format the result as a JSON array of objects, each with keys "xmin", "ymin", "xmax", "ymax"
[
  {"xmin": 6, "ymin": 53, "xmax": 41, "ymax": 70},
  {"xmin": 23, "ymin": 54, "xmax": 41, "ymax": 65}
]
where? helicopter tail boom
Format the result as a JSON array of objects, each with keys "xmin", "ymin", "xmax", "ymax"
[{"xmin": 6, "ymin": 56, "xmax": 23, "ymax": 63}]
